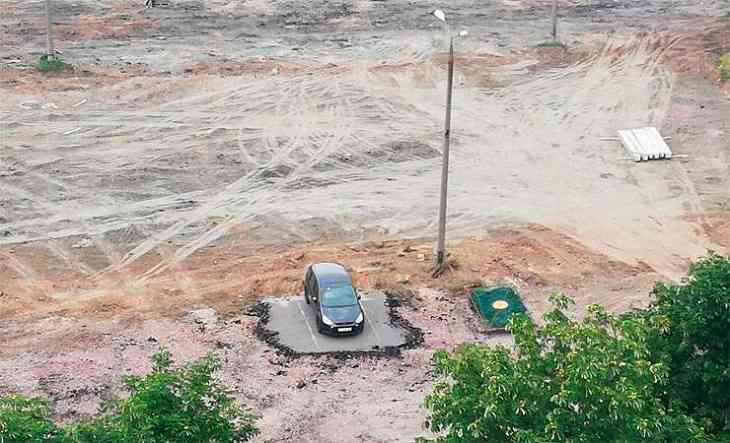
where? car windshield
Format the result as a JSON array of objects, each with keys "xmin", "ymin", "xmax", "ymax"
[{"xmin": 321, "ymin": 285, "xmax": 357, "ymax": 307}]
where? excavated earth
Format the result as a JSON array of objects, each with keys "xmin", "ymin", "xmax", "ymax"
[{"xmin": 1, "ymin": 0, "xmax": 729, "ymax": 441}]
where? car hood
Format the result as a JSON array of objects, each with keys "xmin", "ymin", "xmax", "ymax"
[{"xmin": 321, "ymin": 304, "xmax": 361, "ymax": 324}]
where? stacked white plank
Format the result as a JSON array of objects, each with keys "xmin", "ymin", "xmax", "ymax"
[{"xmin": 618, "ymin": 127, "xmax": 672, "ymax": 162}]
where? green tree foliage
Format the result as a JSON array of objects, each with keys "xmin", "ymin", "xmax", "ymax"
[
  {"xmin": 111, "ymin": 349, "xmax": 258, "ymax": 442},
  {"xmin": 423, "ymin": 294, "xmax": 706, "ymax": 443},
  {"xmin": 0, "ymin": 395, "xmax": 63, "ymax": 442},
  {"xmin": 638, "ymin": 253, "xmax": 730, "ymax": 437},
  {"xmin": 718, "ymin": 53, "xmax": 730, "ymax": 82},
  {"xmin": 1, "ymin": 350, "xmax": 258, "ymax": 443}
]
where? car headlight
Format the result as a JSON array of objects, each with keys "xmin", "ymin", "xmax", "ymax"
[
  {"xmin": 321, "ymin": 315, "xmax": 334, "ymax": 326},
  {"xmin": 356, "ymin": 312, "xmax": 364, "ymax": 323}
]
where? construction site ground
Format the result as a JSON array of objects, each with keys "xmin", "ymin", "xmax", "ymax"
[{"xmin": 1, "ymin": 0, "xmax": 729, "ymax": 441}]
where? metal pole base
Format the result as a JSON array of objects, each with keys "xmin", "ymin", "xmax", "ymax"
[
  {"xmin": 435, "ymin": 250, "xmax": 445, "ymax": 266},
  {"xmin": 432, "ymin": 253, "xmax": 450, "ymax": 278}
]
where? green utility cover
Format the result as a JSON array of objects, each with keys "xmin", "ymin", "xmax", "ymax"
[{"xmin": 471, "ymin": 286, "xmax": 527, "ymax": 328}]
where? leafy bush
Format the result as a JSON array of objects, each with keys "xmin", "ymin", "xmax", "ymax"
[
  {"xmin": 636, "ymin": 253, "xmax": 730, "ymax": 437},
  {"xmin": 1, "ymin": 350, "xmax": 258, "ymax": 443},
  {"xmin": 105, "ymin": 350, "xmax": 258, "ymax": 442},
  {"xmin": 423, "ymin": 294, "xmax": 706, "ymax": 442},
  {"xmin": 37, "ymin": 54, "xmax": 71, "ymax": 73},
  {"xmin": 718, "ymin": 53, "xmax": 730, "ymax": 82},
  {"xmin": 0, "ymin": 395, "xmax": 63, "ymax": 442}
]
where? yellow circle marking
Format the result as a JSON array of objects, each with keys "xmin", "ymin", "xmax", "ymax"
[{"xmin": 492, "ymin": 300, "xmax": 509, "ymax": 310}]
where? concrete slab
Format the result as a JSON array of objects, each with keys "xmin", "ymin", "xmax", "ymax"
[
  {"xmin": 266, "ymin": 291, "xmax": 406, "ymax": 354},
  {"xmin": 618, "ymin": 127, "xmax": 672, "ymax": 162}
]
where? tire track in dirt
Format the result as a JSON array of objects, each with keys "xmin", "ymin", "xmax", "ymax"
[
  {"xmin": 0, "ymin": 178, "xmax": 121, "ymax": 276},
  {"xmin": 103, "ymin": 76, "xmax": 339, "ymax": 278},
  {"xmin": 135, "ymin": 71, "xmax": 363, "ymax": 281},
  {"xmin": 2, "ymin": 35, "xmax": 722, "ymax": 284},
  {"xmin": 0, "ymin": 251, "xmax": 39, "ymax": 280}
]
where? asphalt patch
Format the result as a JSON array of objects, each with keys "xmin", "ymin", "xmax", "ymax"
[{"xmin": 248, "ymin": 289, "xmax": 423, "ymax": 359}]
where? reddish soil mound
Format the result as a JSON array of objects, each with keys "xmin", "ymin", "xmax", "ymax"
[
  {"xmin": 660, "ymin": 20, "xmax": 730, "ymax": 81},
  {"xmin": 57, "ymin": 9, "xmax": 159, "ymax": 41},
  {"xmin": 528, "ymin": 45, "xmax": 592, "ymax": 70},
  {"xmin": 0, "ymin": 67, "xmax": 133, "ymax": 93},
  {"xmin": 0, "ymin": 224, "xmax": 656, "ymax": 324},
  {"xmin": 184, "ymin": 58, "xmax": 319, "ymax": 76}
]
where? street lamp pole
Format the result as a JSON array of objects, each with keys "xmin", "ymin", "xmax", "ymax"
[
  {"xmin": 435, "ymin": 37, "xmax": 454, "ymax": 268},
  {"xmin": 551, "ymin": 0, "xmax": 558, "ymax": 42},
  {"xmin": 45, "ymin": 0, "xmax": 54, "ymax": 56}
]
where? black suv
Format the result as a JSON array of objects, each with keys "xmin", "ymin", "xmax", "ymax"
[{"xmin": 304, "ymin": 263, "xmax": 364, "ymax": 335}]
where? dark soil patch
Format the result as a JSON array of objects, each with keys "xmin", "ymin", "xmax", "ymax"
[
  {"xmin": 247, "ymin": 302, "xmax": 297, "ymax": 357},
  {"xmin": 257, "ymin": 164, "xmax": 294, "ymax": 180},
  {"xmin": 276, "ymin": 0, "xmax": 355, "ymax": 28},
  {"xmin": 384, "ymin": 289, "xmax": 425, "ymax": 350},
  {"xmin": 366, "ymin": 141, "xmax": 440, "ymax": 163}
]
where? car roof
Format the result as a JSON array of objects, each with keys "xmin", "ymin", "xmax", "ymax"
[{"xmin": 312, "ymin": 262, "xmax": 351, "ymax": 287}]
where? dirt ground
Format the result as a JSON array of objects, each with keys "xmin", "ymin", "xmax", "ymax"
[{"xmin": 1, "ymin": 0, "xmax": 729, "ymax": 441}]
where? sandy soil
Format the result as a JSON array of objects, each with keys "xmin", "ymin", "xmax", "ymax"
[
  {"xmin": 1, "ymin": 0, "xmax": 729, "ymax": 441},
  {"xmin": 0, "ymin": 225, "xmax": 661, "ymax": 442}
]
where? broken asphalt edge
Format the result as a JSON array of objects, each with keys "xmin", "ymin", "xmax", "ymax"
[{"xmin": 246, "ymin": 289, "xmax": 424, "ymax": 360}]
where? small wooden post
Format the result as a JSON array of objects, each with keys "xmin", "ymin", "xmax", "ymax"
[{"xmin": 45, "ymin": 0, "xmax": 54, "ymax": 56}]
